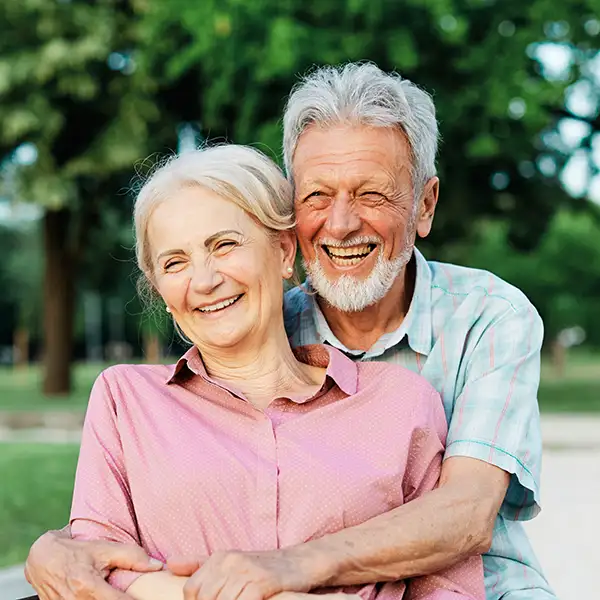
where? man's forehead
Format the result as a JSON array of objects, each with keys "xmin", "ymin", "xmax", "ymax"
[{"xmin": 294, "ymin": 165, "xmax": 406, "ymax": 191}]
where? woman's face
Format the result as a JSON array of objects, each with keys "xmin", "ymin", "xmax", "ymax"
[{"xmin": 148, "ymin": 185, "xmax": 296, "ymax": 352}]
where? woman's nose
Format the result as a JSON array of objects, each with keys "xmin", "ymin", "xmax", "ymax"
[{"xmin": 188, "ymin": 261, "xmax": 224, "ymax": 295}]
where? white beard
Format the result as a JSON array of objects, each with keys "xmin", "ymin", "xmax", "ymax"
[{"xmin": 303, "ymin": 242, "xmax": 413, "ymax": 313}]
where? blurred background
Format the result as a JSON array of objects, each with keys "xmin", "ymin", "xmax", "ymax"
[{"xmin": 0, "ymin": 0, "xmax": 598, "ymax": 598}]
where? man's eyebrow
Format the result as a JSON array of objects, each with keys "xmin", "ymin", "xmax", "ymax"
[{"xmin": 204, "ymin": 229, "xmax": 242, "ymax": 247}]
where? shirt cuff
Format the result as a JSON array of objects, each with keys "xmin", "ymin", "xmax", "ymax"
[{"xmin": 444, "ymin": 439, "xmax": 541, "ymax": 521}]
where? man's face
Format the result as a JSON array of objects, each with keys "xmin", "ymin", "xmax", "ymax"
[{"xmin": 293, "ymin": 124, "xmax": 437, "ymax": 312}]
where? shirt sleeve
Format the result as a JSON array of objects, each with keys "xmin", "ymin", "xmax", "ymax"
[
  {"xmin": 444, "ymin": 303, "xmax": 543, "ymax": 521},
  {"xmin": 69, "ymin": 370, "xmax": 147, "ymax": 592},
  {"xmin": 403, "ymin": 389, "xmax": 485, "ymax": 600}
]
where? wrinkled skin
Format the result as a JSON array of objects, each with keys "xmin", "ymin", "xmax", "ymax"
[{"xmin": 25, "ymin": 527, "xmax": 163, "ymax": 600}]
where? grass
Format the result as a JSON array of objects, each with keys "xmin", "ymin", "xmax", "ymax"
[
  {"xmin": 0, "ymin": 351, "xmax": 597, "ymax": 568},
  {"xmin": 1, "ymin": 351, "xmax": 600, "ymax": 413},
  {"xmin": 0, "ymin": 443, "xmax": 79, "ymax": 568},
  {"xmin": 0, "ymin": 363, "xmax": 103, "ymax": 411}
]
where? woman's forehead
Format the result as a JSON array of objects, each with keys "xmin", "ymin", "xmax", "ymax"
[{"xmin": 147, "ymin": 188, "xmax": 256, "ymax": 248}]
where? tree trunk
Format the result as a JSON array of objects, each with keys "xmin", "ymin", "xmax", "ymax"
[
  {"xmin": 551, "ymin": 339, "xmax": 566, "ymax": 379},
  {"xmin": 143, "ymin": 332, "xmax": 161, "ymax": 364},
  {"xmin": 13, "ymin": 327, "xmax": 29, "ymax": 368},
  {"xmin": 42, "ymin": 209, "xmax": 75, "ymax": 395}
]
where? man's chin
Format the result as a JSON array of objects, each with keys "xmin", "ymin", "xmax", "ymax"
[{"xmin": 304, "ymin": 254, "xmax": 406, "ymax": 314}]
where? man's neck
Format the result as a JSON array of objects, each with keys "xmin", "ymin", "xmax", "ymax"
[{"xmin": 317, "ymin": 257, "xmax": 416, "ymax": 352}]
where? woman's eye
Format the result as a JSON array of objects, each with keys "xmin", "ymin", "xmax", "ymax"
[
  {"xmin": 164, "ymin": 260, "xmax": 183, "ymax": 271},
  {"xmin": 215, "ymin": 241, "xmax": 236, "ymax": 251}
]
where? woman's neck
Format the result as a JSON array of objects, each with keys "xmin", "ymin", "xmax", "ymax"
[{"xmin": 199, "ymin": 323, "xmax": 324, "ymax": 409}]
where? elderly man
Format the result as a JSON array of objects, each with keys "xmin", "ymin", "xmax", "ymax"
[{"xmin": 25, "ymin": 62, "xmax": 555, "ymax": 600}]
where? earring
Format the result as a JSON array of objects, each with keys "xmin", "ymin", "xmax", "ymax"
[
  {"xmin": 286, "ymin": 267, "xmax": 293, "ymax": 274},
  {"xmin": 165, "ymin": 306, "xmax": 171, "ymax": 313}
]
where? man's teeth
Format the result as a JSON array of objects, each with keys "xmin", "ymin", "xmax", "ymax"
[
  {"xmin": 199, "ymin": 295, "xmax": 240, "ymax": 313},
  {"xmin": 326, "ymin": 244, "xmax": 372, "ymax": 257},
  {"xmin": 325, "ymin": 244, "xmax": 374, "ymax": 265}
]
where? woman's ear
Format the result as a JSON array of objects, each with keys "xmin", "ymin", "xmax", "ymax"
[{"xmin": 279, "ymin": 230, "xmax": 297, "ymax": 277}]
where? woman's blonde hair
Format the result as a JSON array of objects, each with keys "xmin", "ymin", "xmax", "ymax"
[{"xmin": 134, "ymin": 144, "xmax": 295, "ymax": 280}]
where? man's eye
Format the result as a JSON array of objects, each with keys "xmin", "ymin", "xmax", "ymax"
[{"xmin": 306, "ymin": 191, "xmax": 324, "ymax": 200}]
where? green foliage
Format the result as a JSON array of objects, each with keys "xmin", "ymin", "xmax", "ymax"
[
  {"xmin": 459, "ymin": 208, "xmax": 600, "ymax": 346},
  {"xmin": 140, "ymin": 0, "xmax": 600, "ymax": 249},
  {"xmin": 0, "ymin": 222, "xmax": 42, "ymax": 341},
  {"xmin": 0, "ymin": 0, "xmax": 159, "ymax": 206}
]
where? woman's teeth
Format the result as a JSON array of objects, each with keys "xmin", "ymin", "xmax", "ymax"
[{"xmin": 198, "ymin": 295, "xmax": 241, "ymax": 313}]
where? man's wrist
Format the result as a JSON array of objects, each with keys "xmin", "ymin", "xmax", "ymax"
[{"xmin": 283, "ymin": 536, "xmax": 345, "ymax": 589}]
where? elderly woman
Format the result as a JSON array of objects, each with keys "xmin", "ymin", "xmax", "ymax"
[{"xmin": 69, "ymin": 144, "xmax": 484, "ymax": 600}]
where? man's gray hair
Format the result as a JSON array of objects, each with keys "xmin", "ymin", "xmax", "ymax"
[{"xmin": 282, "ymin": 62, "xmax": 439, "ymax": 196}]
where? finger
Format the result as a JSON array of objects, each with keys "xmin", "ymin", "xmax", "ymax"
[
  {"xmin": 215, "ymin": 579, "xmax": 251, "ymax": 600},
  {"xmin": 93, "ymin": 542, "xmax": 164, "ymax": 572},
  {"xmin": 167, "ymin": 555, "xmax": 207, "ymax": 576},
  {"xmin": 192, "ymin": 574, "xmax": 228, "ymax": 600},
  {"xmin": 233, "ymin": 582, "xmax": 264, "ymax": 600},
  {"xmin": 184, "ymin": 570, "xmax": 205, "ymax": 600},
  {"xmin": 67, "ymin": 573, "xmax": 135, "ymax": 600}
]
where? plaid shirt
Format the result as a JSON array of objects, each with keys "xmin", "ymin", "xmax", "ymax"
[{"xmin": 284, "ymin": 248, "xmax": 556, "ymax": 600}]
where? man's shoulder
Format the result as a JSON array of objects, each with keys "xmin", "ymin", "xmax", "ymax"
[
  {"xmin": 284, "ymin": 284, "xmax": 311, "ymax": 315},
  {"xmin": 427, "ymin": 259, "xmax": 537, "ymax": 318}
]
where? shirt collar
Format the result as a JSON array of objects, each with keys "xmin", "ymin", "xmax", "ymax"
[
  {"xmin": 308, "ymin": 247, "xmax": 434, "ymax": 358},
  {"xmin": 165, "ymin": 345, "xmax": 207, "ymax": 384},
  {"xmin": 166, "ymin": 343, "xmax": 358, "ymax": 399}
]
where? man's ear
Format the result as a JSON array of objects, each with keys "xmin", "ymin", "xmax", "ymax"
[{"xmin": 416, "ymin": 177, "xmax": 439, "ymax": 239}]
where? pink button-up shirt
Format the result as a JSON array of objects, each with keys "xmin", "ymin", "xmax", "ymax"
[{"xmin": 70, "ymin": 344, "xmax": 484, "ymax": 599}]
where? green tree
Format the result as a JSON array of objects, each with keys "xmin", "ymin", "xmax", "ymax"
[
  {"xmin": 459, "ymin": 208, "xmax": 600, "ymax": 347},
  {"xmin": 141, "ymin": 0, "xmax": 599, "ymax": 250},
  {"xmin": 0, "ymin": 0, "xmax": 159, "ymax": 393}
]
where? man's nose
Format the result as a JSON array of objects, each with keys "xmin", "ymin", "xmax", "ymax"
[{"xmin": 325, "ymin": 195, "xmax": 362, "ymax": 239}]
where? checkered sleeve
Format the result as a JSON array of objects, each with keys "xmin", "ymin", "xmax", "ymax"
[{"xmin": 444, "ymin": 303, "xmax": 544, "ymax": 521}]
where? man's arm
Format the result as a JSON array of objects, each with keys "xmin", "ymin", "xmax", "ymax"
[{"xmin": 294, "ymin": 456, "xmax": 508, "ymax": 586}]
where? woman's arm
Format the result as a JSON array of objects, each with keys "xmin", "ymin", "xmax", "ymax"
[
  {"xmin": 70, "ymin": 368, "xmax": 161, "ymax": 592},
  {"xmin": 129, "ymin": 574, "xmax": 361, "ymax": 600},
  {"xmin": 127, "ymin": 572, "xmax": 187, "ymax": 600}
]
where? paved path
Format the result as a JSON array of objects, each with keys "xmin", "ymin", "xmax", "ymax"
[
  {"xmin": 1, "ymin": 415, "xmax": 599, "ymax": 600},
  {"xmin": 0, "ymin": 565, "xmax": 34, "ymax": 599}
]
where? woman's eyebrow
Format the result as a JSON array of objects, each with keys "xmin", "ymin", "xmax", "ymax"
[{"xmin": 156, "ymin": 249, "xmax": 185, "ymax": 261}]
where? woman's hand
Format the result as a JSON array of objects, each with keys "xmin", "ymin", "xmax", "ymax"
[{"xmin": 24, "ymin": 527, "xmax": 163, "ymax": 600}]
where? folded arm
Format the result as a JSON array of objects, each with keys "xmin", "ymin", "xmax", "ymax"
[
  {"xmin": 293, "ymin": 456, "xmax": 507, "ymax": 588},
  {"xmin": 284, "ymin": 304, "xmax": 543, "ymax": 592}
]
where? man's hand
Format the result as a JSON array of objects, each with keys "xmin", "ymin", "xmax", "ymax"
[
  {"xmin": 24, "ymin": 527, "xmax": 163, "ymax": 600},
  {"xmin": 167, "ymin": 548, "xmax": 329, "ymax": 600}
]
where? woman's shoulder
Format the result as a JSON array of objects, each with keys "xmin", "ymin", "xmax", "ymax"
[
  {"xmin": 91, "ymin": 362, "xmax": 174, "ymax": 401},
  {"xmin": 356, "ymin": 360, "xmax": 439, "ymax": 398}
]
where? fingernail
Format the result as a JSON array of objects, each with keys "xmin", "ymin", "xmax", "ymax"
[{"xmin": 149, "ymin": 558, "xmax": 164, "ymax": 569}]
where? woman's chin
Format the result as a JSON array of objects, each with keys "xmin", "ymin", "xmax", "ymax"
[{"xmin": 194, "ymin": 323, "xmax": 252, "ymax": 350}]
